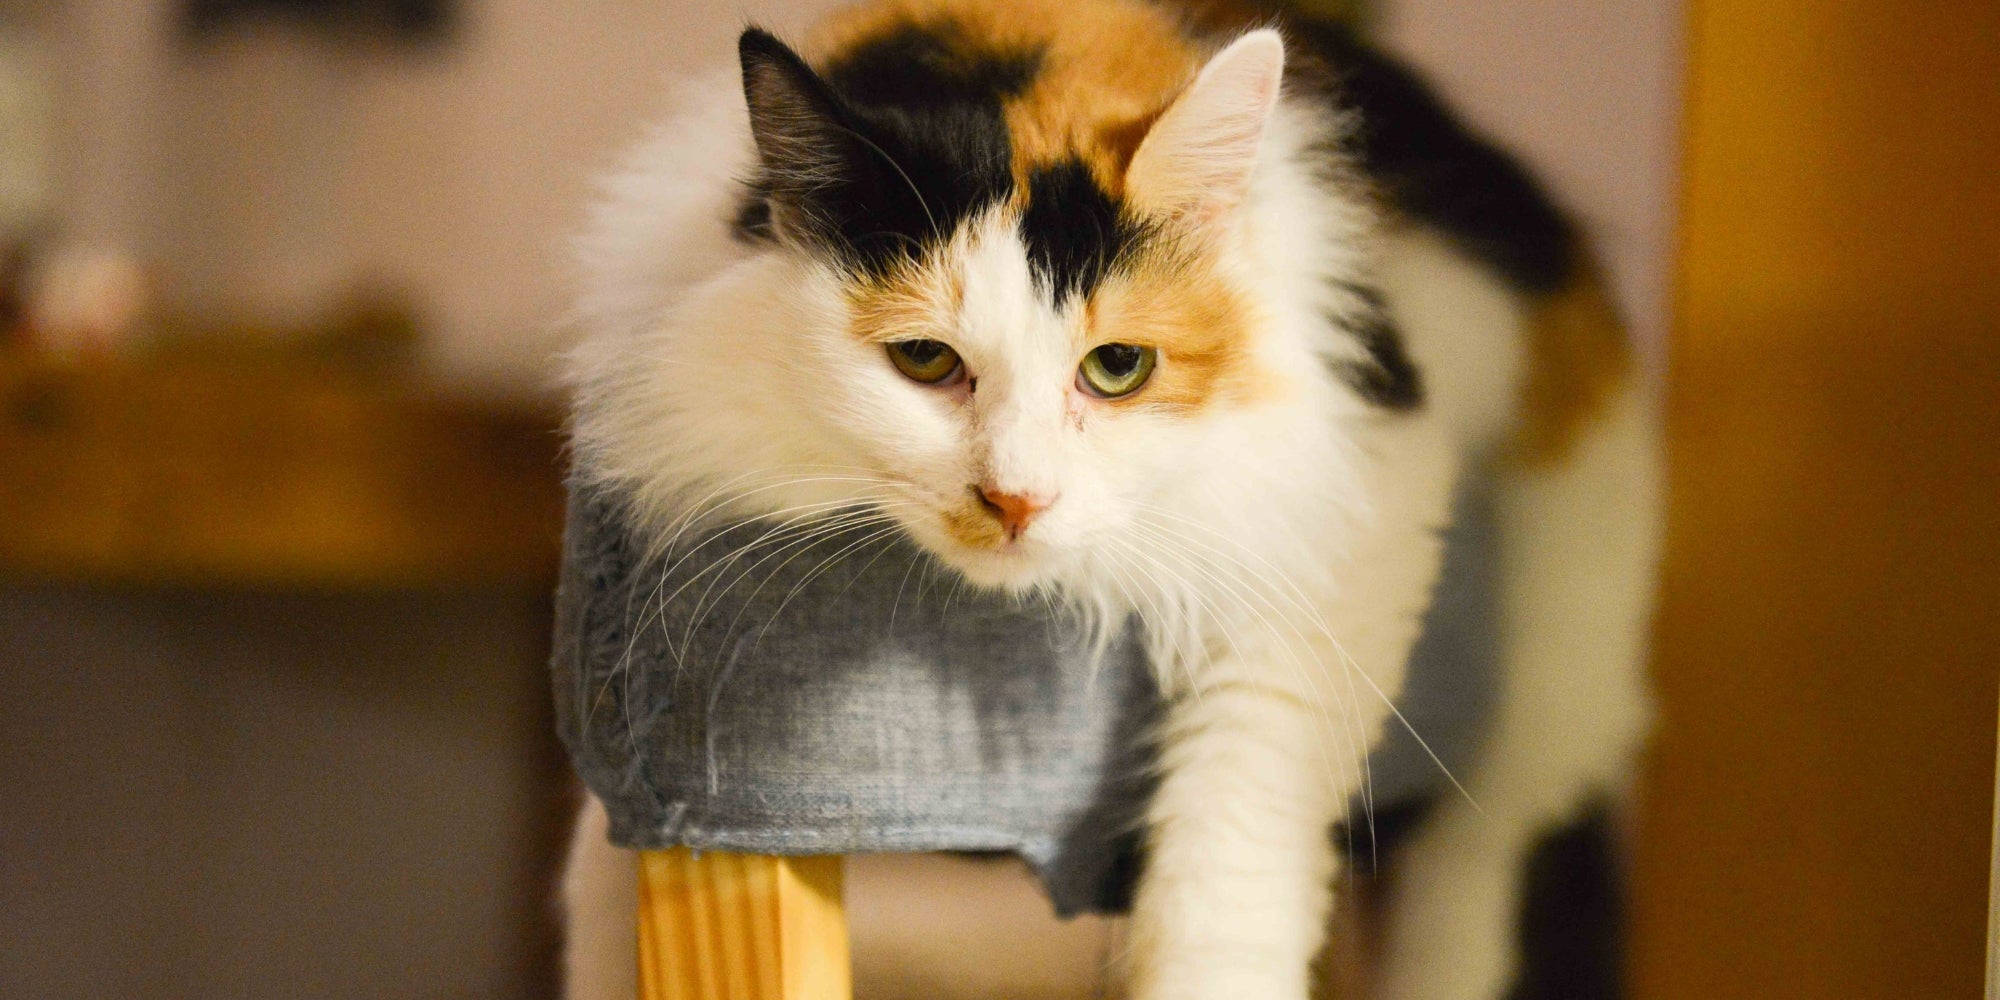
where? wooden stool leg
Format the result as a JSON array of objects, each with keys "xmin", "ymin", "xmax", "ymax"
[{"xmin": 637, "ymin": 849, "xmax": 851, "ymax": 1000}]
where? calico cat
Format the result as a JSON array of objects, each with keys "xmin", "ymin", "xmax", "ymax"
[{"xmin": 560, "ymin": 1, "xmax": 1658, "ymax": 997}]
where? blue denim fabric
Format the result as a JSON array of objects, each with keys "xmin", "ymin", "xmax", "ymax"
[{"xmin": 551, "ymin": 476, "xmax": 1496, "ymax": 915}]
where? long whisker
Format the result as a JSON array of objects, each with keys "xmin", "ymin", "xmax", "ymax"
[
  {"xmin": 642, "ymin": 465, "xmax": 898, "ymax": 565},
  {"xmin": 703, "ymin": 505, "xmax": 914, "ymax": 658},
  {"xmin": 824, "ymin": 122, "xmax": 940, "ymax": 239},
  {"xmin": 750, "ymin": 519, "xmax": 912, "ymax": 651},
  {"xmin": 604, "ymin": 489, "xmax": 898, "ymax": 714},
  {"xmin": 886, "ymin": 547, "xmax": 926, "ymax": 634},
  {"xmin": 1127, "ymin": 505, "xmax": 1479, "ymax": 816},
  {"xmin": 1116, "ymin": 524, "xmax": 1372, "ymax": 864},
  {"xmin": 1109, "ymin": 532, "xmax": 1356, "ymax": 814},
  {"xmin": 627, "ymin": 492, "xmax": 894, "ymax": 677},
  {"xmin": 593, "ymin": 497, "xmax": 885, "ymax": 728},
  {"xmin": 674, "ymin": 506, "xmax": 905, "ymax": 667},
  {"xmin": 1094, "ymin": 543, "xmax": 1202, "ymax": 710}
]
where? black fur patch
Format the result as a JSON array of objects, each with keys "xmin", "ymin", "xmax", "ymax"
[
  {"xmin": 1327, "ymin": 284, "xmax": 1424, "ymax": 410},
  {"xmin": 1287, "ymin": 18, "xmax": 1579, "ymax": 295},
  {"xmin": 1018, "ymin": 159, "xmax": 1143, "ymax": 302},
  {"xmin": 737, "ymin": 24, "xmax": 1038, "ymax": 278},
  {"xmin": 1508, "ymin": 806, "xmax": 1625, "ymax": 1000},
  {"xmin": 820, "ymin": 22, "xmax": 1041, "ymax": 107},
  {"xmin": 1332, "ymin": 795, "xmax": 1437, "ymax": 872},
  {"xmin": 730, "ymin": 183, "xmax": 774, "ymax": 243}
]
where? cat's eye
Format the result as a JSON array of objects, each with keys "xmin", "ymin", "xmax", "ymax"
[
  {"xmin": 887, "ymin": 339, "xmax": 964, "ymax": 385},
  {"xmin": 1077, "ymin": 344, "xmax": 1157, "ymax": 398}
]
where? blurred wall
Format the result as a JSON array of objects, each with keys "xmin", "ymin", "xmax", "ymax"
[
  {"xmin": 1378, "ymin": 0, "xmax": 1682, "ymax": 357},
  {"xmin": 43, "ymin": 0, "xmax": 1676, "ymax": 391},
  {"xmin": 46, "ymin": 0, "xmax": 845, "ymax": 390}
]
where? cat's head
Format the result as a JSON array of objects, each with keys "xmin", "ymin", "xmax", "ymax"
[
  {"xmin": 703, "ymin": 15, "xmax": 1305, "ymax": 592},
  {"xmin": 573, "ymin": 6, "xmax": 1362, "ymax": 599}
]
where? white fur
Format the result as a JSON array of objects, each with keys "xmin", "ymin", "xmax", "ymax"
[
  {"xmin": 1375, "ymin": 373, "xmax": 1660, "ymax": 1000},
  {"xmin": 1128, "ymin": 29, "xmax": 1287, "ymax": 221},
  {"xmin": 560, "ymin": 22, "xmax": 1653, "ymax": 1000},
  {"xmin": 1376, "ymin": 227, "xmax": 1530, "ymax": 454}
]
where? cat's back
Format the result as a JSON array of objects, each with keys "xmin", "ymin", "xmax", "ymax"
[{"xmin": 577, "ymin": 0, "xmax": 1631, "ymax": 462}]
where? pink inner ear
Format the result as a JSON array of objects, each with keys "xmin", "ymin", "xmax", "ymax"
[{"xmin": 1125, "ymin": 29, "xmax": 1286, "ymax": 224}]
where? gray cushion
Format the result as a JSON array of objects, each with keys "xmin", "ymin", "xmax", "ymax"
[{"xmin": 551, "ymin": 473, "xmax": 1496, "ymax": 915}]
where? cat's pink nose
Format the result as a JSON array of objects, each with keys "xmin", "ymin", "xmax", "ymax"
[{"xmin": 977, "ymin": 485, "xmax": 1056, "ymax": 540}]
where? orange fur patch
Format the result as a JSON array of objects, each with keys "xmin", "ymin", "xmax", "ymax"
[
  {"xmin": 1088, "ymin": 242, "xmax": 1266, "ymax": 413},
  {"xmin": 1510, "ymin": 259, "xmax": 1633, "ymax": 466},
  {"xmin": 807, "ymin": 0, "xmax": 1204, "ymax": 196},
  {"xmin": 846, "ymin": 252, "xmax": 964, "ymax": 345},
  {"xmin": 938, "ymin": 499, "xmax": 1010, "ymax": 549}
]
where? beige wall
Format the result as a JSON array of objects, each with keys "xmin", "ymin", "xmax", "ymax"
[
  {"xmin": 48, "ymin": 0, "xmax": 847, "ymax": 390},
  {"xmin": 46, "ymin": 0, "xmax": 1677, "ymax": 391},
  {"xmin": 1379, "ymin": 0, "xmax": 1683, "ymax": 358}
]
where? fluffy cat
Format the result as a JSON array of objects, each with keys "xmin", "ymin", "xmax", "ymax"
[{"xmin": 560, "ymin": 1, "xmax": 1658, "ymax": 997}]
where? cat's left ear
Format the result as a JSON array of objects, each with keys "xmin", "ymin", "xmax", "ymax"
[
  {"xmin": 738, "ymin": 27, "xmax": 870, "ymax": 238},
  {"xmin": 1124, "ymin": 29, "xmax": 1286, "ymax": 225}
]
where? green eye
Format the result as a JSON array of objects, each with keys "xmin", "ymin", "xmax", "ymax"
[
  {"xmin": 887, "ymin": 339, "xmax": 964, "ymax": 385},
  {"xmin": 1077, "ymin": 343, "xmax": 1157, "ymax": 398}
]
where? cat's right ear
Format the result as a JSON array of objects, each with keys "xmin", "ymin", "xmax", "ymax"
[
  {"xmin": 738, "ymin": 29, "xmax": 860, "ymax": 227},
  {"xmin": 1124, "ymin": 29, "xmax": 1285, "ymax": 226}
]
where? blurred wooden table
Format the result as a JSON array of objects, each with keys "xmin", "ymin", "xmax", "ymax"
[
  {"xmin": 0, "ymin": 353, "xmax": 565, "ymax": 588},
  {"xmin": 0, "ymin": 352, "xmax": 575, "ymax": 996}
]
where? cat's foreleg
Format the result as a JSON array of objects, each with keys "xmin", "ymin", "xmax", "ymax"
[
  {"xmin": 1119, "ymin": 416, "xmax": 1454, "ymax": 1000},
  {"xmin": 1123, "ymin": 627, "xmax": 1404, "ymax": 1000}
]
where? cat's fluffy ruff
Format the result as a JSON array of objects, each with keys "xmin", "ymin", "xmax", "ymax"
[{"xmin": 561, "ymin": 2, "xmax": 1652, "ymax": 998}]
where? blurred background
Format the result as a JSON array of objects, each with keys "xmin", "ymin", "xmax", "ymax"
[{"xmin": 0, "ymin": 1, "xmax": 1990, "ymax": 998}]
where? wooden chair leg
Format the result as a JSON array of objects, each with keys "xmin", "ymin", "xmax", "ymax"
[{"xmin": 637, "ymin": 849, "xmax": 851, "ymax": 1000}]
